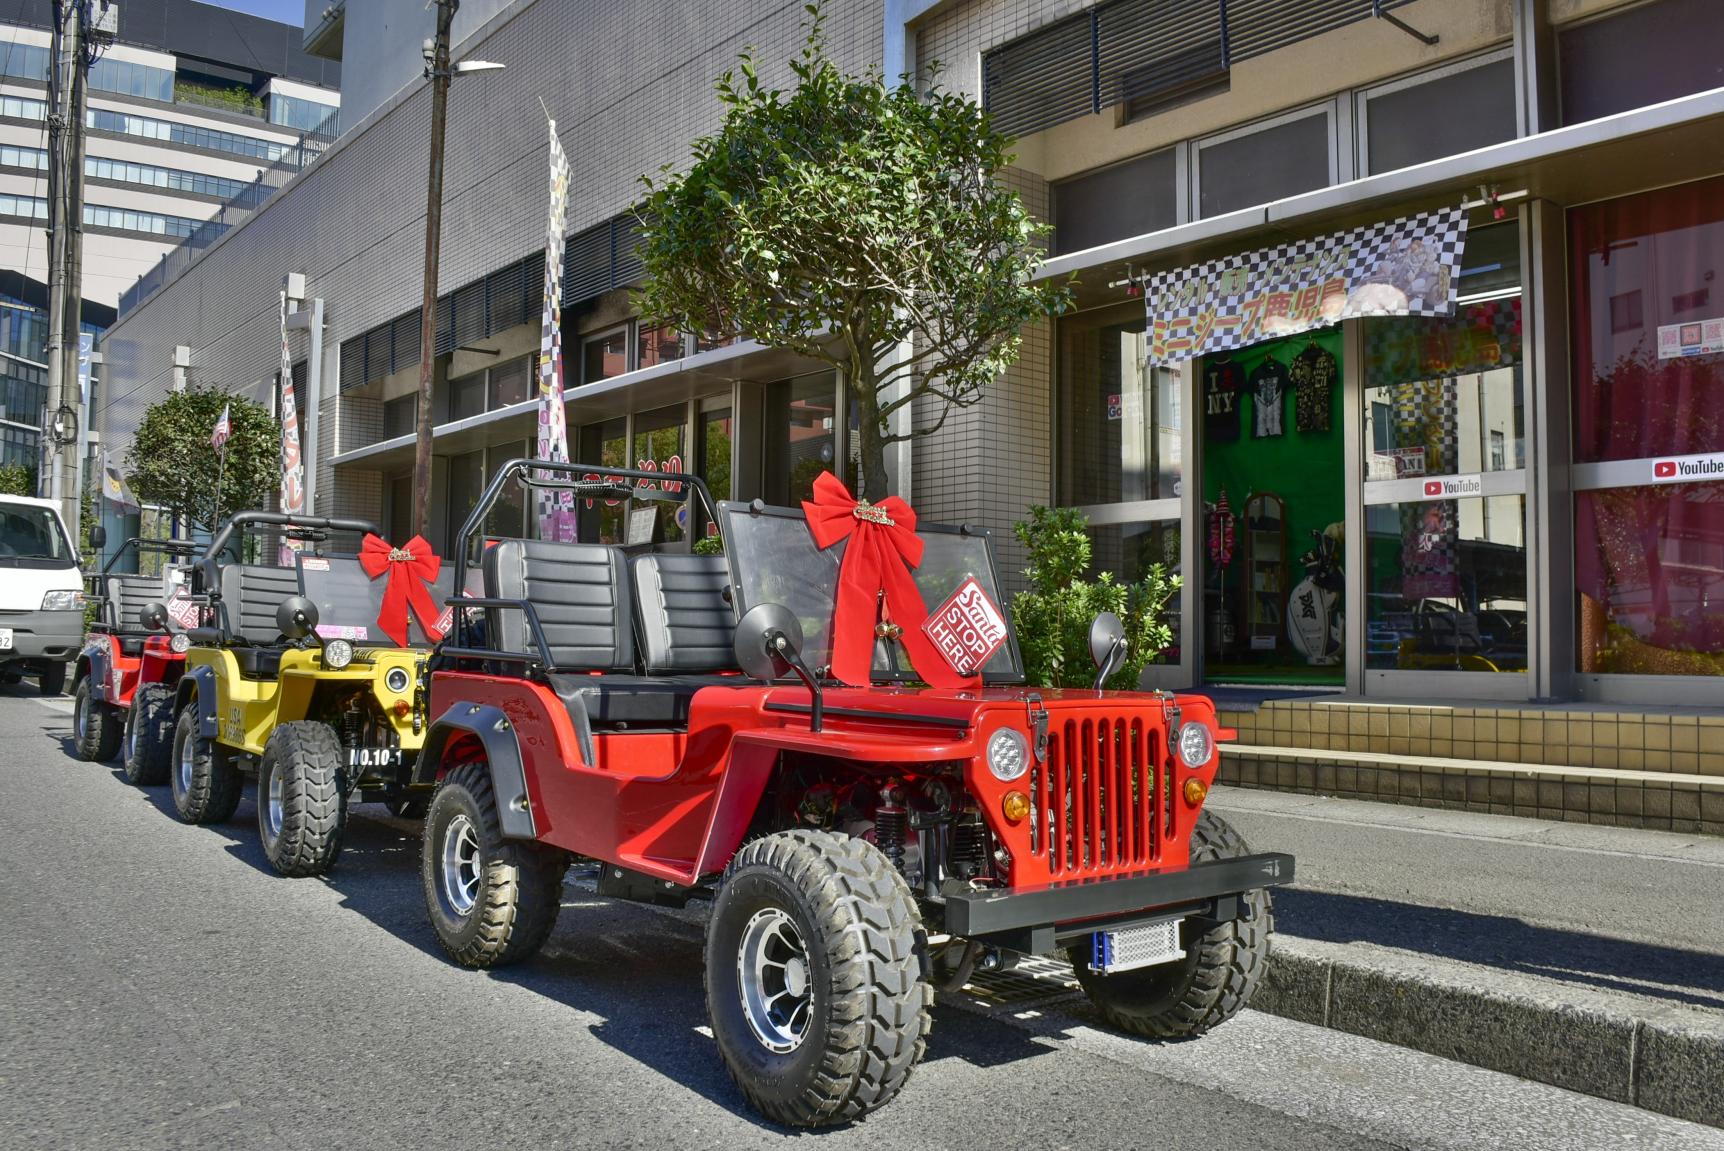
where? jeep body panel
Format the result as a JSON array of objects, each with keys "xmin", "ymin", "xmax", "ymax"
[{"xmin": 77, "ymin": 633, "xmax": 183, "ymax": 709}]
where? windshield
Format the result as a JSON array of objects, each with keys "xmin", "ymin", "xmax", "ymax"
[
  {"xmin": 719, "ymin": 501, "xmax": 1023, "ymax": 683},
  {"xmin": 0, "ymin": 502, "xmax": 73, "ymax": 567}
]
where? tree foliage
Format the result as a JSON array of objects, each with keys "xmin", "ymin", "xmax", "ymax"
[
  {"xmin": 636, "ymin": 5, "xmax": 1069, "ymax": 501},
  {"xmin": 1011, "ymin": 507, "xmax": 1181, "ymax": 690},
  {"xmin": 126, "ymin": 384, "xmax": 277, "ymax": 530},
  {"xmin": 0, "ymin": 463, "xmax": 33, "ymax": 496}
]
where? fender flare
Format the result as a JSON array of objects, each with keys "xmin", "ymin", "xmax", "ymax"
[
  {"xmin": 413, "ymin": 703, "xmax": 536, "ymax": 840},
  {"xmin": 77, "ymin": 641, "xmax": 106, "ymax": 702},
  {"xmin": 175, "ymin": 664, "xmax": 220, "ymax": 738}
]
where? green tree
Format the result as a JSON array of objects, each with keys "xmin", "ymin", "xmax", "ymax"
[
  {"xmin": 126, "ymin": 384, "xmax": 277, "ymax": 530},
  {"xmin": 636, "ymin": 7, "xmax": 1069, "ymax": 502},
  {"xmin": 0, "ymin": 463, "xmax": 34, "ymax": 496},
  {"xmin": 1011, "ymin": 506, "xmax": 1181, "ymax": 690}
]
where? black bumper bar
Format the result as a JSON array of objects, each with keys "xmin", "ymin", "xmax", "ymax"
[{"xmin": 944, "ymin": 853, "xmax": 1294, "ymax": 942}]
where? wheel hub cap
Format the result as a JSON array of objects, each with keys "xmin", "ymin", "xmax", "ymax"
[
  {"xmin": 74, "ymin": 692, "xmax": 87, "ymax": 741},
  {"xmin": 266, "ymin": 771, "xmax": 284, "ymax": 839},
  {"xmin": 177, "ymin": 733, "xmax": 194, "ymax": 796},
  {"xmin": 440, "ymin": 813, "xmax": 481, "ymax": 917},
  {"xmin": 737, "ymin": 907, "xmax": 813, "ymax": 1054}
]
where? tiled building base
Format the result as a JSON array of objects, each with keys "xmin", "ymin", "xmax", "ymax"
[{"xmin": 1212, "ymin": 698, "xmax": 1724, "ymax": 835}]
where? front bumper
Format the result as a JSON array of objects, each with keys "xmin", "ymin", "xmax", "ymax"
[
  {"xmin": 0, "ymin": 609, "xmax": 84, "ymax": 664},
  {"xmin": 944, "ymin": 852, "xmax": 1295, "ymax": 952}
]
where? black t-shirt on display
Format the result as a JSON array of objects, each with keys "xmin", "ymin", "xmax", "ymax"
[
  {"xmin": 1291, "ymin": 343, "xmax": 1338, "ymax": 434},
  {"xmin": 1204, "ymin": 358, "xmax": 1245, "ymax": 441},
  {"xmin": 1250, "ymin": 358, "xmax": 1287, "ymax": 438}
]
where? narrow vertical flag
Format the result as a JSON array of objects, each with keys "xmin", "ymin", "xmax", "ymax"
[
  {"xmin": 278, "ymin": 290, "xmax": 306, "ymax": 564},
  {"xmin": 100, "ymin": 449, "xmax": 138, "ymax": 511},
  {"xmin": 211, "ymin": 402, "xmax": 232, "ymax": 451},
  {"xmin": 535, "ymin": 116, "xmax": 575, "ymax": 542}
]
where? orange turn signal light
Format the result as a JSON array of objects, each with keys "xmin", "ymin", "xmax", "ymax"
[
  {"xmin": 1001, "ymin": 790, "xmax": 1030, "ymax": 823},
  {"xmin": 1183, "ymin": 778, "xmax": 1208, "ymax": 807},
  {"xmin": 392, "ymin": 699, "xmax": 412, "ymax": 718}
]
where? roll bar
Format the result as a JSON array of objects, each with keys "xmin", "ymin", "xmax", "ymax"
[
  {"xmin": 197, "ymin": 510, "xmax": 385, "ymax": 592},
  {"xmin": 99, "ymin": 536, "xmax": 199, "ymax": 576},
  {"xmin": 448, "ymin": 458, "xmax": 719, "ymax": 661}
]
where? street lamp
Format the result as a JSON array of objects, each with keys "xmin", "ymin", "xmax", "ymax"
[{"xmin": 411, "ymin": 1, "xmax": 504, "ymax": 541}]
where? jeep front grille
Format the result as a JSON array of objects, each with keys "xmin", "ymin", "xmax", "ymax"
[{"xmin": 1028, "ymin": 716, "xmax": 1167, "ymax": 877}]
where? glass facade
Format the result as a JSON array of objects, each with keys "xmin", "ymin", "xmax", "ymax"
[
  {"xmin": 1057, "ymin": 303, "xmax": 1181, "ymax": 506},
  {"xmin": 269, "ymin": 93, "xmax": 337, "ymax": 133},
  {"xmin": 631, "ymin": 406, "xmax": 688, "ymax": 543},
  {"xmin": 87, "ymin": 155, "xmax": 251, "ymax": 200},
  {"xmin": 581, "ymin": 328, "xmax": 628, "ymax": 385},
  {"xmin": 0, "ymin": 42, "xmax": 49, "ymax": 82},
  {"xmin": 87, "ymin": 108, "xmax": 290, "ymax": 162},
  {"xmin": 765, "ymin": 373, "xmax": 839, "ymax": 507},
  {"xmin": 89, "ymin": 57, "xmax": 175, "ymax": 103}
]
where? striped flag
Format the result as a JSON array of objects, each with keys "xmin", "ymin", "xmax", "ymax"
[
  {"xmin": 535, "ymin": 117, "xmax": 575, "ymax": 542},
  {"xmin": 210, "ymin": 402, "xmax": 232, "ymax": 452}
]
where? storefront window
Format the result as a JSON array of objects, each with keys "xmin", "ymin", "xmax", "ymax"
[
  {"xmin": 1570, "ymin": 176, "xmax": 1724, "ymax": 464},
  {"xmin": 1366, "ymin": 496, "xmax": 1528, "ymax": 672},
  {"xmin": 578, "ymin": 418, "xmax": 629, "ymax": 544},
  {"xmin": 484, "ymin": 442, "xmax": 529, "ymax": 540},
  {"xmin": 637, "ymin": 323, "xmax": 683, "ymax": 370},
  {"xmin": 766, "ymin": 373, "xmax": 838, "ymax": 506},
  {"xmin": 632, "ymin": 406, "xmax": 688, "ymax": 544},
  {"xmin": 445, "ymin": 449, "xmax": 486, "ymax": 558},
  {"xmin": 447, "ymin": 370, "xmax": 485, "ymax": 422},
  {"xmin": 1090, "ymin": 520, "xmax": 1183, "ymax": 662},
  {"xmin": 1057, "ymin": 304, "xmax": 1180, "ymax": 505},
  {"xmin": 581, "ymin": 327, "xmax": 628, "ymax": 386},
  {"xmin": 489, "ymin": 357, "xmax": 531, "ymax": 409},
  {"xmin": 699, "ymin": 406, "xmax": 733, "ymax": 537},
  {"xmin": 1577, "ymin": 485, "xmax": 1724, "ymax": 677},
  {"xmin": 1363, "ymin": 297, "xmax": 1524, "ymax": 480}
]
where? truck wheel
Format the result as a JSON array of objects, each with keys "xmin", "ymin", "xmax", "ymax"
[
  {"xmin": 123, "ymin": 684, "xmax": 176, "ymax": 786},
  {"xmin": 39, "ymin": 662, "xmax": 66, "ymax": 696},
  {"xmin": 170, "ymin": 705, "xmax": 241, "ymax": 824},
  {"xmin": 257, "ymin": 722, "xmax": 347, "ymax": 877},
  {"xmin": 705, "ymin": 830, "xmax": 931, "ymax": 1128},
  {"xmin": 1068, "ymin": 810, "xmax": 1272, "ymax": 1040},
  {"xmin": 73, "ymin": 678, "xmax": 123, "ymax": 762},
  {"xmin": 422, "ymin": 762, "xmax": 566, "ymax": 968}
]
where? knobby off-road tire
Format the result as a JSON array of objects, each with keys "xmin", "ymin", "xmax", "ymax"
[
  {"xmin": 123, "ymin": 683, "xmax": 176, "ymax": 785},
  {"xmin": 39, "ymin": 661, "xmax": 67, "ymax": 697},
  {"xmin": 170, "ymin": 704, "xmax": 241, "ymax": 824},
  {"xmin": 257, "ymin": 722, "xmax": 347, "ymax": 877},
  {"xmin": 1069, "ymin": 810, "xmax": 1273, "ymax": 1040},
  {"xmin": 706, "ymin": 830, "xmax": 931, "ymax": 1128},
  {"xmin": 422, "ymin": 762, "xmax": 566, "ymax": 968},
  {"xmin": 73, "ymin": 677, "xmax": 123, "ymax": 762}
]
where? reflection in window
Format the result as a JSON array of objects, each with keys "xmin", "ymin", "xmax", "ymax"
[
  {"xmin": 766, "ymin": 374, "xmax": 838, "ymax": 506},
  {"xmin": 484, "ymin": 442, "xmax": 530, "ymax": 540},
  {"xmin": 632, "ymin": 406, "xmax": 688, "ymax": 543},
  {"xmin": 445, "ymin": 450, "xmax": 486, "ymax": 559},
  {"xmin": 699, "ymin": 407, "xmax": 733, "ymax": 537},
  {"xmin": 1057, "ymin": 306, "xmax": 1180, "ymax": 505},
  {"xmin": 1090, "ymin": 520, "xmax": 1183, "ymax": 662},
  {"xmin": 578, "ymin": 418, "xmax": 628, "ymax": 544},
  {"xmin": 1577, "ymin": 484, "xmax": 1724, "ymax": 676},
  {"xmin": 1366, "ymin": 496, "xmax": 1527, "ymax": 672},
  {"xmin": 581, "ymin": 327, "xmax": 628, "ymax": 385},
  {"xmin": 636, "ymin": 323, "xmax": 683, "ymax": 370},
  {"xmin": 1364, "ymin": 297, "xmax": 1524, "ymax": 480}
]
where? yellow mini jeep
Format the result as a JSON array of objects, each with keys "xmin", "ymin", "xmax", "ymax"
[{"xmin": 170, "ymin": 511, "xmax": 460, "ymax": 876}]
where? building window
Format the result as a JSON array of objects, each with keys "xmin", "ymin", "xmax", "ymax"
[
  {"xmin": 86, "ymin": 107, "xmax": 290, "ymax": 162},
  {"xmin": 269, "ymin": 93, "xmax": 338, "ymax": 133},
  {"xmin": 636, "ymin": 323, "xmax": 684, "ymax": 370},
  {"xmin": 488, "ymin": 356, "xmax": 531, "ymax": 409},
  {"xmin": 0, "ymin": 144, "xmax": 47, "ymax": 171},
  {"xmin": 383, "ymin": 394, "xmax": 416, "ymax": 440},
  {"xmin": 1052, "ymin": 149, "xmax": 1177, "ymax": 257},
  {"xmin": 1559, "ymin": 0, "xmax": 1724, "ymax": 127},
  {"xmin": 445, "ymin": 449, "xmax": 486, "ymax": 559},
  {"xmin": 0, "ymin": 42, "xmax": 50, "ymax": 83},
  {"xmin": 447, "ymin": 371, "xmax": 486, "ymax": 423},
  {"xmin": 89, "ymin": 57, "xmax": 175, "ymax": 103},
  {"xmin": 1194, "ymin": 104, "xmax": 1335, "ymax": 220},
  {"xmin": 84, "ymin": 203, "xmax": 203, "ymax": 238},
  {"xmin": 0, "ymin": 95, "xmax": 47, "ymax": 121},
  {"xmin": 580, "ymin": 326, "xmax": 628, "ymax": 385},
  {"xmin": 765, "ymin": 373, "xmax": 839, "ymax": 506},
  {"xmin": 484, "ymin": 441, "xmax": 531, "ymax": 539},
  {"xmin": 698, "ymin": 403, "xmax": 733, "ymax": 532},
  {"xmin": 0, "ymin": 193, "xmax": 47, "ymax": 222},
  {"xmin": 1358, "ymin": 52, "xmax": 1517, "ymax": 177},
  {"xmin": 86, "ymin": 155, "xmax": 250, "ymax": 200},
  {"xmin": 577, "ymin": 417, "xmax": 629, "ymax": 544},
  {"xmin": 632, "ymin": 406, "xmax": 689, "ymax": 543},
  {"xmin": 1056, "ymin": 302, "xmax": 1181, "ymax": 506}
]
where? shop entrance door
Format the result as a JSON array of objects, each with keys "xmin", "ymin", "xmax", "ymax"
[{"xmin": 1199, "ymin": 329, "xmax": 1346, "ymax": 686}]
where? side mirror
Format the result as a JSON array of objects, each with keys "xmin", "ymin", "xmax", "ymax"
[
  {"xmin": 89, "ymin": 524, "xmax": 107, "ymax": 549},
  {"xmin": 140, "ymin": 601, "xmax": 170, "ymax": 633},
  {"xmin": 1089, "ymin": 611, "xmax": 1126, "ymax": 691},
  {"xmin": 277, "ymin": 595, "xmax": 320, "ymax": 641},
  {"xmin": 735, "ymin": 602, "xmax": 822, "ymax": 732}
]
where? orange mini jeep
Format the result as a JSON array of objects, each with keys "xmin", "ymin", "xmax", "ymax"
[{"xmin": 414, "ymin": 461, "xmax": 1293, "ymax": 1127}]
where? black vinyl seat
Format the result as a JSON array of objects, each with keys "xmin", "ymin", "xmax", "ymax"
[
  {"xmin": 218, "ymin": 564, "xmax": 302, "ymax": 678},
  {"xmin": 101, "ymin": 574, "xmax": 164, "ymax": 639}
]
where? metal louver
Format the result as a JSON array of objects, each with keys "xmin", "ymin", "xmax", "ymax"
[
  {"xmin": 391, "ymin": 310, "xmax": 421, "ymax": 372},
  {"xmin": 982, "ymin": 10, "xmax": 1095, "ymax": 140},
  {"xmin": 1097, "ymin": 0, "xmax": 1226, "ymax": 111}
]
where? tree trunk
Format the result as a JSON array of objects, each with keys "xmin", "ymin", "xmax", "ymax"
[{"xmin": 852, "ymin": 371, "xmax": 889, "ymax": 504}]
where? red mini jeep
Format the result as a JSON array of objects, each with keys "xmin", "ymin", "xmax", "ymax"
[
  {"xmin": 72, "ymin": 536, "xmax": 198, "ymax": 779},
  {"xmin": 415, "ymin": 461, "xmax": 1293, "ymax": 1127}
]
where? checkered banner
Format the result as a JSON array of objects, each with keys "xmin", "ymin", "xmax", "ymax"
[
  {"xmin": 1144, "ymin": 205, "xmax": 1469, "ymax": 365},
  {"xmin": 535, "ymin": 118, "xmax": 575, "ymax": 542},
  {"xmin": 278, "ymin": 289, "xmax": 306, "ymax": 566}
]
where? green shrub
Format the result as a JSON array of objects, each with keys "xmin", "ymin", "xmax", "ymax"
[
  {"xmin": 1010, "ymin": 506, "xmax": 1180, "ymax": 690},
  {"xmin": 0, "ymin": 462, "xmax": 34, "ymax": 496}
]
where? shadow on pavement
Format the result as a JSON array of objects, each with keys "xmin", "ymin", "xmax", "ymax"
[{"xmin": 1276, "ymin": 887, "xmax": 1724, "ymax": 1011}]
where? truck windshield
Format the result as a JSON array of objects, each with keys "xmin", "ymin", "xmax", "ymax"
[
  {"xmin": 719, "ymin": 501, "xmax": 1023, "ymax": 683},
  {"xmin": 0, "ymin": 502, "xmax": 73, "ymax": 567}
]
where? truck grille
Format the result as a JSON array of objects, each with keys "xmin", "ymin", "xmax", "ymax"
[{"xmin": 1029, "ymin": 716, "xmax": 1168, "ymax": 877}]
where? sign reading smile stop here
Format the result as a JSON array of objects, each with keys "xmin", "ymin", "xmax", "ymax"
[{"xmin": 922, "ymin": 577, "xmax": 1009, "ymax": 677}]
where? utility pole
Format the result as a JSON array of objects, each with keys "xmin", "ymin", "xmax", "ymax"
[
  {"xmin": 42, "ymin": 1, "xmax": 77, "ymax": 518},
  {"xmin": 411, "ymin": 0, "xmax": 457, "ymax": 540}
]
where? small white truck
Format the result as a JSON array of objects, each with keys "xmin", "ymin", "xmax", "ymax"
[{"xmin": 0, "ymin": 494, "xmax": 84, "ymax": 695}]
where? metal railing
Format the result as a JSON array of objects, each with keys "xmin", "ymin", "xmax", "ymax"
[{"xmin": 116, "ymin": 107, "xmax": 341, "ymax": 319}]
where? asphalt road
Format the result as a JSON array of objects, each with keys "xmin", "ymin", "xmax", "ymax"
[{"xmin": 3, "ymin": 684, "xmax": 1721, "ymax": 1151}]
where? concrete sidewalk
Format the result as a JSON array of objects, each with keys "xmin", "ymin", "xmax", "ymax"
[{"xmin": 1209, "ymin": 788, "xmax": 1724, "ymax": 1127}]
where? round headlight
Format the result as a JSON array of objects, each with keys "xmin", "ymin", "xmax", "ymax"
[
  {"xmin": 385, "ymin": 666, "xmax": 411, "ymax": 694},
  {"xmin": 169, "ymin": 632, "xmax": 191, "ymax": 654},
  {"xmin": 987, "ymin": 728, "xmax": 1029, "ymax": 782},
  {"xmin": 323, "ymin": 638, "xmax": 354, "ymax": 670},
  {"xmin": 1177, "ymin": 722, "xmax": 1215, "ymax": 769}
]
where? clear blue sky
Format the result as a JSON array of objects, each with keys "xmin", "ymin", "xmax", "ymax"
[{"xmin": 200, "ymin": 0, "xmax": 307, "ymax": 27}]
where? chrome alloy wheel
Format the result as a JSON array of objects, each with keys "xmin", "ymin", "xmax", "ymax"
[
  {"xmin": 737, "ymin": 907, "xmax": 813, "ymax": 1054},
  {"xmin": 440, "ymin": 813, "xmax": 482, "ymax": 917},
  {"xmin": 265, "ymin": 768, "xmax": 284, "ymax": 840},
  {"xmin": 124, "ymin": 710, "xmax": 137, "ymax": 764},
  {"xmin": 73, "ymin": 688, "xmax": 88, "ymax": 743},
  {"xmin": 176, "ymin": 728, "xmax": 195, "ymax": 797}
]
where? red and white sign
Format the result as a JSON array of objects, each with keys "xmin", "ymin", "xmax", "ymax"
[
  {"xmin": 165, "ymin": 593, "xmax": 200, "ymax": 630},
  {"xmin": 1650, "ymin": 452, "xmax": 1724, "ymax": 484},
  {"xmin": 1419, "ymin": 474, "xmax": 1483, "ymax": 499},
  {"xmin": 1656, "ymin": 317, "xmax": 1724, "ymax": 360},
  {"xmin": 921, "ymin": 577, "xmax": 1008, "ymax": 677}
]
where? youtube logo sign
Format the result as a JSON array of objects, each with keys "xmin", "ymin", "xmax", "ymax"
[
  {"xmin": 1424, "ymin": 481, "xmax": 1443, "ymax": 496},
  {"xmin": 1651, "ymin": 453, "xmax": 1724, "ymax": 483},
  {"xmin": 1655, "ymin": 461, "xmax": 1677, "ymax": 478}
]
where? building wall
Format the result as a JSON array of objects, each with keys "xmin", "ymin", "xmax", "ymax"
[
  {"xmin": 98, "ymin": 0, "xmax": 886, "ymax": 504},
  {"xmin": 310, "ymin": 0, "xmax": 517, "ymax": 132}
]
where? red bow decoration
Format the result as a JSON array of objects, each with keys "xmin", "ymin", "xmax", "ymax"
[
  {"xmin": 359, "ymin": 533, "xmax": 444, "ymax": 648},
  {"xmin": 801, "ymin": 472, "xmax": 977, "ymax": 690}
]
